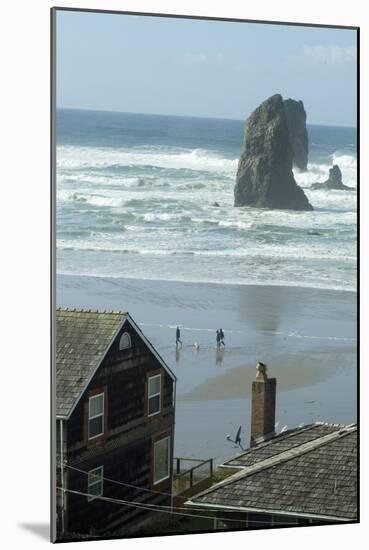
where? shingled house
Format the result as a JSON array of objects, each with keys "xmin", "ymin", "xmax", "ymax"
[
  {"xmin": 186, "ymin": 365, "xmax": 357, "ymax": 529},
  {"xmin": 55, "ymin": 308, "xmax": 176, "ymax": 539}
]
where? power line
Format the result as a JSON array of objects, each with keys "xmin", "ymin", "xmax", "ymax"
[
  {"xmin": 65, "ymin": 463, "xmax": 235, "ymax": 516},
  {"xmin": 58, "ymin": 486, "xmax": 243, "ymax": 523},
  {"xmin": 66, "ymin": 463, "xmax": 173, "ymax": 498},
  {"xmin": 57, "ymin": 487, "xmax": 297, "ymax": 526}
]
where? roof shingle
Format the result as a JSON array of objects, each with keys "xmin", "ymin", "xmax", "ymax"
[
  {"xmin": 190, "ymin": 423, "xmax": 357, "ymax": 521},
  {"xmin": 55, "ymin": 308, "xmax": 127, "ymax": 418}
]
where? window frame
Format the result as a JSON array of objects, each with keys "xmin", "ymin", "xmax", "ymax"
[
  {"xmin": 88, "ymin": 392, "xmax": 105, "ymax": 440},
  {"xmin": 147, "ymin": 373, "xmax": 162, "ymax": 417},
  {"xmin": 84, "ymin": 386, "xmax": 108, "ymax": 447},
  {"xmin": 87, "ymin": 466, "xmax": 104, "ymax": 502},
  {"xmin": 119, "ymin": 331, "xmax": 132, "ymax": 351},
  {"xmin": 153, "ymin": 435, "xmax": 171, "ymax": 486}
]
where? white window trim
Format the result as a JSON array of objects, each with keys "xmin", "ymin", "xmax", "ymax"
[
  {"xmin": 88, "ymin": 393, "xmax": 104, "ymax": 440},
  {"xmin": 148, "ymin": 374, "xmax": 161, "ymax": 417},
  {"xmin": 153, "ymin": 435, "xmax": 171, "ymax": 485},
  {"xmin": 119, "ymin": 331, "xmax": 132, "ymax": 350},
  {"xmin": 87, "ymin": 466, "xmax": 104, "ymax": 502}
]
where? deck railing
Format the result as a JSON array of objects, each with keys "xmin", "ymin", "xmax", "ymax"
[{"xmin": 173, "ymin": 457, "xmax": 213, "ymax": 496}]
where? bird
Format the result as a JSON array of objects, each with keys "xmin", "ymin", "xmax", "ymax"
[{"xmin": 194, "ymin": 341, "xmax": 200, "ymax": 351}]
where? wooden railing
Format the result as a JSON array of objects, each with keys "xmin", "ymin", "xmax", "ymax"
[{"xmin": 173, "ymin": 457, "xmax": 213, "ymax": 497}]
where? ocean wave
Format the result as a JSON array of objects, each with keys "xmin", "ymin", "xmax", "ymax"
[
  {"xmin": 56, "ymin": 238, "xmax": 356, "ymax": 263},
  {"xmin": 218, "ymin": 219, "xmax": 254, "ymax": 230},
  {"xmin": 56, "ymin": 267, "xmax": 356, "ymax": 293},
  {"xmin": 57, "ymin": 190, "xmax": 187, "ymax": 209},
  {"xmin": 57, "ymin": 172, "xmax": 148, "ymax": 188},
  {"xmin": 332, "ymin": 151, "xmax": 357, "ymax": 169},
  {"xmin": 57, "ymin": 144, "xmax": 238, "ymax": 174},
  {"xmin": 56, "ymin": 139, "xmax": 357, "ymax": 293},
  {"xmin": 295, "ymin": 150, "xmax": 357, "ymax": 189},
  {"xmin": 57, "ymin": 190, "xmax": 124, "ymax": 208},
  {"xmin": 142, "ymin": 212, "xmax": 193, "ymax": 222}
]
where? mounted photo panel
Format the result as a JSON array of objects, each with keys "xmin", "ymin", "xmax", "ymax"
[{"xmin": 51, "ymin": 7, "xmax": 358, "ymax": 543}]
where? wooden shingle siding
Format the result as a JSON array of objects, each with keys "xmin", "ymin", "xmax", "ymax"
[
  {"xmin": 55, "ymin": 309, "xmax": 175, "ymax": 537},
  {"xmin": 66, "ymin": 438, "xmax": 172, "ymax": 535},
  {"xmin": 67, "ymin": 324, "xmax": 173, "ymax": 448}
]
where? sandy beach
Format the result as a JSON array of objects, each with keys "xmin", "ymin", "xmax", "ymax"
[{"xmin": 57, "ymin": 274, "xmax": 357, "ymax": 464}]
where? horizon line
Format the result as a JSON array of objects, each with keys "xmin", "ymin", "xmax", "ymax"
[{"xmin": 56, "ymin": 105, "xmax": 357, "ymax": 129}]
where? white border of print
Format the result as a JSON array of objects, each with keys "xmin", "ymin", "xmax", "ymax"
[{"xmin": 2, "ymin": 0, "xmax": 367, "ymax": 549}]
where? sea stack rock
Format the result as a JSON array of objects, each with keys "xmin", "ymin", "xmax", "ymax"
[
  {"xmin": 234, "ymin": 94, "xmax": 313, "ymax": 211},
  {"xmin": 312, "ymin": 164, "xmax": 351, "ymax": 190},
  {"xmin": 284, "ymin": 99, "xmax": 308, "ymax": 172}
]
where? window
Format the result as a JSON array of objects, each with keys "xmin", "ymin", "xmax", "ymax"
[
  {"xmin": 119, "ymin": 331, "xmax": 132, "ymax": 350},
  {"xmin": 88, "ymin": 393, "xmax": 104, "ymax": 439},
  {"xmin": 153, "ymin": 436, "xmax": 170, "ymax": 485},
  {"xmin": 148, "ymin": 374, "xmax": 161, "ymax": 416},
  {"xmin": 87, "ymin": 466, "xmax": 103, "ymax": 501}
]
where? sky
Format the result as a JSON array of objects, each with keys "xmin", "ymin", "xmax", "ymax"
[{"xmin": 56, "ymin": 10, "xmax": 357, "ymax": 126}]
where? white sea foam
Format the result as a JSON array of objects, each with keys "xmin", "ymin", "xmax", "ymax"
[
  {"xmin": 57, "ymin": 173, "xmax": 146, "ymax": 188},
  {"xmin": 56, "ymin": 135, "xmax": 357, "ymax": 292},
  {"xmin": 57, "ymin": 145, "xmax": 238, "ymax": 174},
  {"xmin": 295, "ymin": 151, "xmax": 357, "ymax": 189},
  {"xmin": 57, "ymin": 265, "xmax": 356, "ymax": 293},
  {"xmin": 57, "ymin": 190, "xmax": 124, "ymax": 208},
  {"xmin": 57, "ymin": 237, "xmax": 355, "ymax": 263}
]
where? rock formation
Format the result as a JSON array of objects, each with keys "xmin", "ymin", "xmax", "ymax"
[
  {"xmin": 311, "ymin": 164, "xmax": 352, "ymax": 190},
  {"xmin": 234, "ymin": 94, "xmax": 313, "ymax": 211},
  {"xmin": 284, "ymin": 99, "xmax": 309, "ymax": 172}
]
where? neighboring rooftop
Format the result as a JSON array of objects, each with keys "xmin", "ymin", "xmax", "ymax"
[
  {"xmin": 224, "ymin": 422, "xmax": 347, "ymax": 468},
  {"xmin": 55, "ymin": 308, "xmax": 127, "ymax": 418},
  {"xmin": 188, "ymin": 422, "xmax": 357, "ymax": 522}
]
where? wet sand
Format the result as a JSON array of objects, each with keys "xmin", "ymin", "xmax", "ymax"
[{"xmin": 57, "ymin": 275, "xmax": 357, "ymax": 463}]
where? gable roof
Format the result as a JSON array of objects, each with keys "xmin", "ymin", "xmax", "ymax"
[
  {"xmin": 187, "ymin": 423, "xmax": 357, "ymax": 521},
  {"xmin": 55, "ymin": 308, "xmax": 176, "ymax": 420}
]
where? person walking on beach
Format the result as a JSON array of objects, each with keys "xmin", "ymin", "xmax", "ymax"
[
  {"xmin": 219, "ymin": 328, "xmax": 225, "ymax": 347},
  {"xmin": 176, "ymin": 326, "xmax": 182, "ymax": 348},
  {"xmin": 216, "ymin": 329, "xmax": 221, "ymax": 349}
]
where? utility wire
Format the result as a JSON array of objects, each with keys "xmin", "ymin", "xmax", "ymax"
[
  {"xmin": 65, "ymin": 463, "xmax": 237, "ymax": 516},
  {"xmin": 57, "ymin": 486, "xmax": 245, "ymax": 524},
  {"xmin": 66, "ymin": 463, "xmax": 173, "ymax": 498},
  {"xmin": 57, "ymin": 487, "xmax": 297, "ymax": 526}
]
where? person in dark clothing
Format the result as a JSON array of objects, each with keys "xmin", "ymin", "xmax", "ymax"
[
  {"xmin": 216, "ymin": 329, "xmax": 221, "ymax": 348},
  {"xmin": 219, "ymin": 328, "xmax": 225, "ymax": 347},
  {"xmin": 176, "ymin": 326, "xmax": 182, "ymax": 347}
]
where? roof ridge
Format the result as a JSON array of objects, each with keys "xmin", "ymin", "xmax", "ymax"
[
  {"xmin": 223, "ymin": 421, "xmax": 356, "ymax": 466},
  {"xmin": 56, "ymin": 307, "xmax": 128, "ymax": 315},
  {"xmin": 193, "ymin": 425, "xmax": 357, "ymax": 501},
  {"xmin": 56, "ymin": 312, "xmax": 176, "ymax": 419},
  {"xmin": 223, "ymin": 423, "xmax": 317, "ymax": 465},
  {"xmin": 314, "ymin": 421, "xmax": 355, "ymax": 428}
]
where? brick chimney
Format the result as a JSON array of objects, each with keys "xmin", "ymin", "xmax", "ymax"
[{"xmin": 250, "ymin": 362, "xmax": 276, "ymax": 447}]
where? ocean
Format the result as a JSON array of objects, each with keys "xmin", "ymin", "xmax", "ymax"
[
  {"xmin": 56, "ymin": 108, "xmax": 357, "ymax": 291},
  {"xmin": 56, "ymin": 108, "xmax": 357, "ymax": 461}
]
